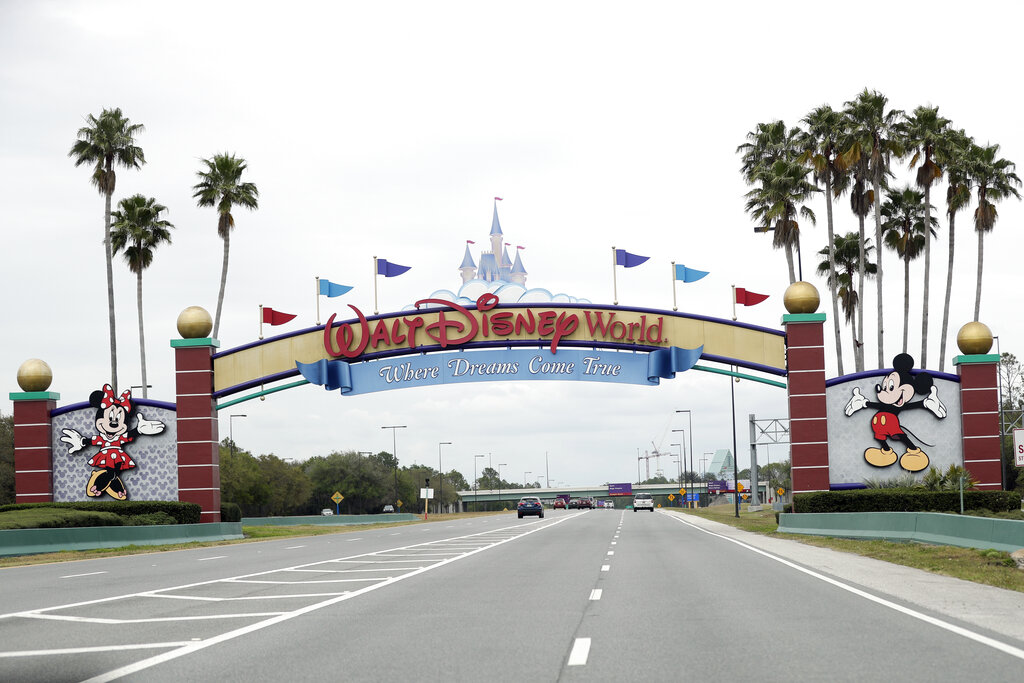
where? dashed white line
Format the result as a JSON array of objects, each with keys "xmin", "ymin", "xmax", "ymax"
[
  {"xmin": 567, "ymin": 638, "xmax": 591, "ymax": 666},
  {"xmin": 601, "ymin": 565, "xmax": 610, "ymax": 572},
  {"xmin": 284, "ymin": 545, "xmax": 305, "ymax": 550},
  {"xmin": 197, "ymin": 556, "xmax": 227, "ymax": 562},
  {"xmin": 60, "ymin": 571, "xmax": 107, "ymax": 579},
  {"xmin": 606, "ymin": 551, "xmax": 614, "ymax": 556},
  {"xmin": 589, "ymin": 589, "xmax": 602, "ymax": 601}
]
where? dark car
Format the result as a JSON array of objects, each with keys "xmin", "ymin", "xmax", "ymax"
[
  {"xmin": 517, "ymin": 496, "xmax": 544, "ymax": 518},
  {"xmin": 568, "ymin": 498, "xmax": 580, "ymax": 509}
]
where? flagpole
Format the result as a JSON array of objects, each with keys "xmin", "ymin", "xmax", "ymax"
[
  {"xmin": 315, "ymin": 277, "xmax": 321, "ymax": 326},
  {"xmin": 671, "ymin": 261, "xmax": 678, "ymax": 311},
  {"xmin": 373, "ymin": 256, "xmax": 379, "ymax": 316},
  {"xmin": 259, "ymin": 304, "xmax": 264, "ymax": 340},
  {"xmin": 611, "ymin": 246, "xmax": 618, "ymax": 305},
  {"xmin": 731, "ymin": 285, "xmax": 737, "ymax": 321}
]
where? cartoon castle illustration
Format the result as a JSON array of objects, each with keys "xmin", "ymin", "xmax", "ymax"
[{"xmin": 459, "ymin": 201, "xmax": 528, "ymax": 286}]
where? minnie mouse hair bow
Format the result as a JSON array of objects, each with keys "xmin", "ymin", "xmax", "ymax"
[{"xmin": 99, "ymin": 384, "xmax": 132, "ymax": 412}]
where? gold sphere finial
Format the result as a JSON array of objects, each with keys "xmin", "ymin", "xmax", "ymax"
[
  {"xmin": 783, "ymin": 281, "xmax": 819, "ymax": 314},
  {"xmin": 177, "ymin": 306, "xmax": 213, "ymax": 339},
  {"xmin": 957, "ymin": 321, "xmax": 993, "ymax": 355},
  {"xmin": 17, "ymin": 358, "xmax": 52, "ymax": 392}
]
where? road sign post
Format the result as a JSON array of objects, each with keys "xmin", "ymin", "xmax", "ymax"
[{"xmin": 331, "ymin": 491, "xmax": 344, "ymax": 515}]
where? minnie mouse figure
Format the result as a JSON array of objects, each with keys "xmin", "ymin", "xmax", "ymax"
[
  {"xmin": 844, "ymin": 353, "xmax": 946, "ymax": 472},
  {"xmin": 59, "ymin": 384, "xmax": 165, "ymax": 500}
]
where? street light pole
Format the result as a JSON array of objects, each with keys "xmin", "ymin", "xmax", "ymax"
[
  {"xmin": 437, "ymin": 441, "xmax": 451, "ymax": 515},
  {"xmin": 675, "ymin": 409, "xmax": 694, "ymax": 508},
  {"xmin": 672, "ymin": 427, "xmax": 686, "ymax": 506},
  {"xmin": 524, "ymin": 471, "xmax": 532, "ymax": 487},
  {"xmin": 474, "ymin": 454, "xmax": 486, "ymax": 512},
  {"xmin": 498, "ymin": 463, "xmax": 507, "ymax": 510},
  {"xmin": 382, "ymin": 425, "xmax": 406, "ymax": 509}
]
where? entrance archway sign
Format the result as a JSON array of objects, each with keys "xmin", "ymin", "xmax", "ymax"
[{"xmin": 212, "ymin": 293, "xmax": 787, "ymax": 401}]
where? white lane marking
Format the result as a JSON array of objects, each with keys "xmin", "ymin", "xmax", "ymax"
[
  {"xmin": 226, "ymin": 578, "xmax": 385, "ymax": 585},
  {"xmin": 567, "ymin": 638, "xmax": 591, "ymax": 666},
  {"xmin": 197, "ymin": 556, "xmax": 227, "ymax": 562},
  {"xmin": 390, "ymin": 533, "xmax": 401, "ymax": 536},
  {"xmin": 664, "ymin": 514, "xmax": 1024, "ymax": 662},
  {"xmin": 0, "ymin": 642, "xmax": 192, "ymax": 659},
  {"xmin": 287, "ymin": 568, "xmax": 423, "ymax": 573},
  {"xmin": 60, "ymin": 571, "xmax": 108, "ymax": 579},
  {"xmin": 284, "ymin": 545, "xmax": 305, "ymax": 550},
  {"xmin": 147, "ymin": 593, "xmax": 345, "ymax": 602},
  {"xmin": 611, "ymin": 542, "xmax": 617, "ymax": 545},
  {"xmin": 589, "ymin": 589, "xmax": 602, "ymax": 601},
  {"xmin": 606, "ymin": 551, "xmax": 614, "ymax": 556},
  {"xmin": 23, "ymin": 612, "xmax": 285, "ymax": 625},
  {"xmin": 79, "ymin": 512, "xmax": 588, "ymax": 683},
  {"xmin": 346, "ymin": 538, "xmax": 362, "ymax": 542},
  {"xmin": 601, "ymin": 565, "xmax": 610, "ymax": 572}
]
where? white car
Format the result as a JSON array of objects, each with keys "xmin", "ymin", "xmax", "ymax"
[
  {"xmin": 633, "ymin": 492, "xmax": 654, "ymax": 511},
  {"xmin": 320, "ymin": 508, "xmax": 334, "ymax": 516}
]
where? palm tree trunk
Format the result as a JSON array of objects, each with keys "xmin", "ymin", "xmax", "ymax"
[
  {"xmin": 213, "ymin": 231, "xmax": 231, "ymax": 339},
  {"xmin": 903, "ymin": 253, "xmax": 910, "ymax": 352},
  {"xmin": 938, "ymin": 210, "xmax": 957, "ymax": 369},
  {"xmin": 824, "ymin": 174, "xmax": 844, "ymax": 375},
  {"xmin": 873, "ymin": 167, "xmax": 884, "ymax": 368},
  {"xmin": 975, "ymin": 229, "xmax": 984, "ymax": 321},
  {"xmin": 137, "ymin": 268, "xmax": 147, "ymax": 399},
  {"xmin": 856, "ymin": 213, "xmax": 866, "ymax": 372},
  {"xmin": 104, "ymin": 188, "xmax": 118, "ymax": 389},
  {"xmin": 784, "ymin": 242, "xmax": 795, "ymax": 284},
  {"xmin": 921, "ymin": 182, "xmax": 932, "ymax": 367}
]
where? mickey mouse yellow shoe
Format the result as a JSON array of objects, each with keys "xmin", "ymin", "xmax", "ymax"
[
  {"xmin": 864, "ymin": 447, "xmax": 898, "ymax": 467},
  {"xmin": 900, "ymin": 448, "xmax": 930, "ymax": 473}
]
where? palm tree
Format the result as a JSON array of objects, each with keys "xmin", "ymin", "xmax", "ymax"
[
  {"xmin": 936, "ymin": 129, "xmax": 974, "ymax": 369},
  {"xmin": 800, "ymin": 105, "xmax": 849, "ymax": 375},
  {"xmin": 193, "ymin": 153, "xmax": 259, "ymax": 339},
  {"xmin": 818, "ymin": 232, "xmax": 876, "ymax": 354},
  {"xmin": 68, "ymin": 108, "xmax": 146, "ymax": 389},
  {"xmin": 904, "ymin": 106, "xmax": 950, "ymax": 368},
  {"xmin": 847, "ymin": 155, "xmax": 873, "ymax": 372},
  {"xmin": 743, "ymin": 159, "xmax": 819, "ymax": 283},
  {"xmin": 966, "ymin": 143, "xmax": 1021, "ymax": 320},
  {"xmin": 110, "ymin": 195, "xmax": 174, "ymax": 399},
  {"xmin": 843, "ymin": 89, "xmax": 904, "ymax": 368},
  {"xmin": 881, "ymin": 187, "xmax": 937, "ymax": 352}
]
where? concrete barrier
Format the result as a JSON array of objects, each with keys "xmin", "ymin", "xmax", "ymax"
[
  {"xmin": 778, "ymin": 512, "xmax": 1024, "ymax": 553},
  {"xmin": 0, "ymin": 522, "xmax": 244, "ymax": 558},
  {"xmin": 241, "ymin": 514, "xmax": 418, "ymax": 526}
]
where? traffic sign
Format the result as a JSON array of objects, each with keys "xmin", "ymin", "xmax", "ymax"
[
  {"xmin": 397, "ymin": 499, "xmax": 403, "ymax": 508},
  {"xmin": 776, "ymin": 487, "xmax": 785, "ymax": 496},
  {"xmin": 667, "ymin": 494, "xmax": 675, "ymax": 501},
  {"xmin": 331, "ymin": 492, "xmax": 344, "ymax": 504},
  {"xmin": 737, "ymin": 482, "xmax": 745, "ymax": 491},
  {"xmin": 678, "ymin": 488, "xmax": 686, "ymax": 495},
  {"xmin": 1015, "ymin": 429, "xmax": 1024, "ymax": 466}
]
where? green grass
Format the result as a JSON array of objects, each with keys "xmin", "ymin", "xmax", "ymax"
[{"xmin": 677, "ymin": 503, "xmax": 1024, "ymax": 594}]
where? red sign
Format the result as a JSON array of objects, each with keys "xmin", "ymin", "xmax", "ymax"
[{"xmin": 323, "ymin": 294, "xmax": 665, "ymax": 359}]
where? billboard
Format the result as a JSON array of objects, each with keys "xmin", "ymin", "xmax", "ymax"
[{"xmin": 608, "ymin": 483, "xmax": 633, "ymax": 496}]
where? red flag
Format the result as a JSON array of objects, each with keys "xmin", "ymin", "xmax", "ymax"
[
  {"xmin": 262, "ymin": 307, "xmax": 297, "ymax": 325},
  {"xmin": 466, "ymin": 239, "xmax": 475, "ymax": 244},
  {"xmin": 494, "ymin": 196, "xmax": 503, "ymax": 201},
  {"xmin": 516, "ymin": 245, "xmax": 525, "ymax": 250},
  {"xmin": 735, "ymin": 288, "xmax": 769, "ymax": 306}
]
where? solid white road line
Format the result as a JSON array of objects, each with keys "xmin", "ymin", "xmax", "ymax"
[
  {"xmin": 567, "ymin": 638, "xmax": 591, "ymax": 666},
  {"xmin": 60, "ymin": 571, "xmax": 108, "ymax": 579},
  {"xmin": 665, "ymin": 513, "xmax": 1024, "ymax": 662},
  {"xmin": 0, "ymin": 642, "xmax": 193, "ymax": 659}
]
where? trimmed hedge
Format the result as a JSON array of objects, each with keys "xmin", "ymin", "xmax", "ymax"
[
  {"xmin": 0, "ymin": 501, "xmax": 202, "ymax": 524},
  {"xmin": 793, "ymin": 489, "xmax": 1021, "ymax": 514},
  {"xmin": 220, "ymin": 502, "xmax": 242, "ymax": 523},
  {"xmin": 0, "ymin": 508, "xmax": 126, "ymax": 530}
]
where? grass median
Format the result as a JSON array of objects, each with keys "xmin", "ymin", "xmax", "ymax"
[{"xmin": 679, "ymin": 503, "xmax": 1024, "ymax": 594}]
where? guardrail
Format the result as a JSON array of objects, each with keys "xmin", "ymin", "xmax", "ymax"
[
  {"xmin": 778, "ymin": 512, "xmax": 1024, "ymax": 553},
  {"xmin": 0, "ymin": 522, "xmax": 244, "ymax": 558}
]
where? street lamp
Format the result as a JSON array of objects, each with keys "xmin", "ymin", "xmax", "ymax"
[
  {"xmin": 675, "ymin": 409, "xmax": 694, "ymax": 507},
  {"xmin": 438, "ymin": 441, "xmax": 451, "ymax": 515},
  {"xmin": 498, "ymin": 463, "xmax": 507, "ymax": 509},
  {"xmin": 131, "ymin": 384, "xmax": 153, "ymax": 400},
  {"xmin": 228, "ymin": 414, "xmax": 247, "ymax": 462},
  {"xmin": 670, "ymin": 443, "xmax": 683, "ymax": 485},
  {"xmin": 474, "ymin": 454, "xmax": 486, "ymax": 511},
  {"xmin": 672, "ymin": 428, "xmax": 687, "ymax": 506},
  {"xmin": 382, "ymin": 425, "xmax": 406, "ymax": 509},
  {"xmin": 524, "ymin": 471, "xmax": 532, "ymax": 487}
]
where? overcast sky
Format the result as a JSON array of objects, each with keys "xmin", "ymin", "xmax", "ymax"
[{"xmin": 3, "ymin": 1, "xmax": 1023, "ymax": 488}]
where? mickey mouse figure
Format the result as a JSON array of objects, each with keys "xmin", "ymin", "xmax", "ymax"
[
  {"xmin": 844, "ymin": 353, "xmax": 947, "ymax": 472},
  {"xmin": 59, "ymin": 384, "xmax": 165, "ymax": 499}
]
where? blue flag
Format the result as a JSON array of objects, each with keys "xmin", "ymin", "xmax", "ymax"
[
  {"xmin": 674, "ymin": 264, "xmax": 709, "ymax": 283},
  {"xmin": 377, "ymin": 259, "xmax": 411, "ymax": 277},
  {"xmin": 319, "ymin": 279, "xmax": 353, "ymax": 297},
  {"xmin": 615, "ymin": 249, "xmax": 649, "ymax": 268}
]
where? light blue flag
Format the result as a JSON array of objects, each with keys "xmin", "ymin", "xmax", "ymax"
[
  {"xmin": 674, "ymin": 264, "xmax": 710, "ymax": 283},
  {"xmin": 319, "ymin": 279, "xmax": 353, "ymax": 297}
]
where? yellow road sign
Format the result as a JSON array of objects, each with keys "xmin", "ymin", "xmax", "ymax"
[
  {"xmin": 678, "ymin": 488, "xmax": 686, "ymax": 495},
  {"xmin": 777, "ymin": 488, "xmax": 785, "ymax": 496},
  {"xmin": 738, "ymin": 482, "xmax": 745, "ymax": 491},
  {"xmin": 331, "ymin": 492, "xmax": 343, "ymax": 504},
  {"xmin": 667, "ymin": 494, "xmax": 675, "ymax": 501},
  {"xmin": 397, "ymin": 499, "xmax": 403, "ymax": 507}
]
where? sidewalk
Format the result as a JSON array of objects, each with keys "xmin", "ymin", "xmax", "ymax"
[{"xmin": 662, "ymin": 509, "xmax": 1024, "ymax": 644}]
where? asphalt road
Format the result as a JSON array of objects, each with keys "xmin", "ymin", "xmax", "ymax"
[{"xmin": 2, "ymin": 509, "xmax": 1024, "ymax": 682}]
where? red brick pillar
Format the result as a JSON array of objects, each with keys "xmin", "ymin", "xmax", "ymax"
[
  {"xmin": 953, "ymin": 353, "xmax": 1002, "ymax": 489},
  {"xmin": 784, "ymin": 313, "xmax": 830, "ymax": 496},
  {"xmin": 172, "ymin": 338, "xmax": 221, "ymax": 521},
  {"xmin": 10, "ymin": 392, "xmax": 59, "ymax": 502}
]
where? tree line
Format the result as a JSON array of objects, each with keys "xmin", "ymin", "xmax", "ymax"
[
  {"xmin": 69, "ymin": 107, "xmax": 257, "ymax": 393},
  {"xmin": 740, "ymin": 89, "xmax": 1020, "ymax": 375}
]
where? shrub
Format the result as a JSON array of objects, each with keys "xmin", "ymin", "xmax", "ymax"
[
  {"xmin": 0, "ymin": 508, "xmax": 124, "ymax": 530},
  {"xmin": 220, "ymin": 502, "xmax": 242, "ymax": 522},
  {"xmin": 0, "ymin": 501, "xmax": 201, "ymax": 524},
  {"xmin": 124, "ymin": 512, "xmax": 179, "ymax": 526},
  {"xmin": 793, "ymin": 489, "xmax": 1021, "ymax": 514}
]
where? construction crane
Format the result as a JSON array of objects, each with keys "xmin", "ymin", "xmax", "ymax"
[{"xmin": 638, "ymin": 442, "xmax": 667, "ymax": 481}]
